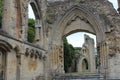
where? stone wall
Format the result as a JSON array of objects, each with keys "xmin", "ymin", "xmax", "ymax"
[
  {"xmin": 6, "ymin": 50, "xmax": 17, "ymax": 80},
  {"xmin": 0, "ymin": 33, "xmax": 46, "ymax": 80},
  {"xmin": 21, "ymin": 55, "xmax": 45, "ymax": 80}
]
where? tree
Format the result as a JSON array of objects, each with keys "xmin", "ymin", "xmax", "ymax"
[
  {"xmin": 74, "ymin": 47, "xmax": 82, "ymax": 55},
  {"xmin": 28, "ymin": 18, "xmax": 35, "ymax": 28},
  {"xmin": 63, "ymin": 38, "xmax": 76, "ymax": 72},
  {"xmin": 27, "ymin": 18, "xmax": 35, "ymax": 43}
]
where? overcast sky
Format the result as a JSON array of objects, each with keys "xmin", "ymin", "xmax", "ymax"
[{"xmin": 28, "ymin": 0, "xmax": 118, "ymax": 47}]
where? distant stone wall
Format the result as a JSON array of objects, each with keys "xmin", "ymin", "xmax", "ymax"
[{"xmin": 77, "ymin": 35, "xmax": 96, "ymax": 73}]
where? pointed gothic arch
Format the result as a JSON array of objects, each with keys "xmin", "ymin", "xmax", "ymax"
[
  {"xmin": 0, "ymin": 40, "xmax": 12, "ymax": 80},
  {"xmin": 51, "ymin": 5, "xmax": 106, "ymax": 43},
  {"xmin": 0, "ymin": 40, "xmax": 12, "ymax": 52},
  {"xmin": 29, "ymin": 0, "xmax": 41, "ymax": 19},
  {"xmin": 49, "ymin": 4, "xmax": 108, "ymax": 76},
  {"xmin": 27, "ymin": 0, "xmax": 44, "ymax": 46}
]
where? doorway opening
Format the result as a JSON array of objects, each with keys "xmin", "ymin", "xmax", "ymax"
[{"xmin": 63, "ymin": 32, "xmax": 99, "ymax": 74}]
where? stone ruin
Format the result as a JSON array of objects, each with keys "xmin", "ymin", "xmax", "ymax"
[
  {"xmin": 77, "ymin": 34, "xmax": 96, "ymax": 73},
  {"xmin": 0, "ymin": 0, "xmax": 120, "ymax": 80}
]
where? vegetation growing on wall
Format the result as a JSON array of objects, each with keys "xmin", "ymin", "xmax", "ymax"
[
  {"xmin": 0, "ymin": 0, "xmax": 2, "ymax": 28},
  {"xmin": 27, "ymin": 18, "xmax": 35, "ymax": 43}
]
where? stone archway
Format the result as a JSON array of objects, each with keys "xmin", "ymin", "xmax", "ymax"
[
  {"xmin": 0, "ymin": 40, "xmax": 12, "ymax": 80},
  {"xmin": 52, "ymin": 5, "xmax": 105, "ymax": 43},
  {"xmin": 49, "ymin": 4, "xmax": 108, "ymax": 77}
]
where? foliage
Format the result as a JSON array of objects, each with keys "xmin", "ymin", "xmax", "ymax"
[
  {"xmin": 63, "ymin": 38, "xmax": 76, "ymax": 72},
  {"xmin": 27, "ymin": 18, "xmax": 35, "ymax": 43},
  {"xmin": 28, "ymin": 18, "xmax": 35, "ymax": 28},
  {"xmin": 0, "ymin": 0, "xmax": 2, "ymax": 28},
  {"xmin": 74, "ymin": 47, "xmax": 82, "ymax": 55}
]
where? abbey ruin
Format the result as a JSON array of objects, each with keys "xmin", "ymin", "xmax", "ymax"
[
  {"xmin": 77, "ymin": 34, "xmax": 96, "ymax": 73},
  {"xmin": 1, "ymin": 0, "xmax": 120, "ymax": 80}
]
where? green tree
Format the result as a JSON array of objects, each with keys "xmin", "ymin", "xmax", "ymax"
[
  {"xmin": 0, "ymin": 0, "xmax": 2, "ymax": 28},
  {"xmin": 74, "ymin": 47, "xmax": 82, "ymax": 55},
  {"xmin": 28, "ymin": 18, "xmax": 35, "ymax": 28},
  {"xmin": 27, "ymin": 18, "xmax": 35, "ymax": 43},
  {"xmin": 63, "ymin": 38, "xmax": 76, "ymax": 72}
]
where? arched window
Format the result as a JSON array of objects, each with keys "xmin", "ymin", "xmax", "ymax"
[
  {"xmin": 27, "ymin": 1, "xmax": 42, "ymax": 44},
  {"xmin": 28, "ymin": 4, "xmax": 35, "ymax": 43}
]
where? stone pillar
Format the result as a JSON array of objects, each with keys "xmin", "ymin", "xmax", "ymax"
[
  {"xmin": 49, "ymin": 44, "xmax": 64, "ymax": 76},
  {"xmin": 35, "ymin": 19, "xmax": 44, "ymax": 47},
  {"xmin": 99, "ymin": 41, "xmax": 109, "ymax": 79},
  {"xmin": 35, "ymin": 19, "xmax": 42, "ymax": 41},
  {"xmin": 2, "ymin": 0, "xmax": 20, "ymax": 38},
  {"xmin": 14, "ymin": 45, "xmax": 21, "ymax": 80}
]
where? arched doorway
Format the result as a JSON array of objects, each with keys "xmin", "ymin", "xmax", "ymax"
[
  {"xmin": 49, "ymin": 4, "xmax": 108, "ymax": 78},
  {"xmin": 0, "ymin": 40, "xmax": 12, "ymax": 80}
]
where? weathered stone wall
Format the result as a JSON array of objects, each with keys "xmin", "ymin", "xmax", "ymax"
[
  {"xmin": 21, "ymin": 55, "xmax": 45, "ymax": 80},
  {"xmin": 6, "ymin": 51, "xmax": 17, "ymax": 80},
  {"xmin": 1, "ymin": 0, "xmax": 48, "ymax": 79},
  {"xmin": 49, "ymin": 44, "xmax": 64, "ymax": 75},
  {"xmin": 0, "ymin": 33, "xmax": 47, "ymax": 80}
]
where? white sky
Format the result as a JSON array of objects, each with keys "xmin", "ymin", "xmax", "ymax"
[
  {"xmin": 66, "ymin": 32, "xmax": 96, "ymax": 47},
  {"xmin": 28, "ymin": 0, "xmax": 118, "ymax": 47},
  {"xmin": 28, "ymin": 5, "xmax": 35, "ymax": 19},
  {"xmin": 108, "ymin": 0, "xmax": 118, "ymax": 10}
]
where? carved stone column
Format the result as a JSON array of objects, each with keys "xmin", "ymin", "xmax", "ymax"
[
  {"xmin": 98, "ymin": 41, "xmax": 109, "ymax": 79},
  {"xmin": 49, "ymin": 44, "xmax": 64, "ymax": 75},
  {"xmin": 14, "ymin": 45, "xmax": 21, "ymax": 80}
]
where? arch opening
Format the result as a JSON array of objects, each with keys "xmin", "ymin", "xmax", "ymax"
[
  {"xmin": 27, "ymin": 1, "xmax": 43, "ymax": 45},
  {"xmin": 50, "ymin": 5, "xmax": 105, "ymax": 76},
  {"xmin": 63, "ymin": 32, "xmax": 98, "ymax": 74},
  {"xmin": 28, "ymin": 4, "xmax": 35, "ymax": 43}
]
